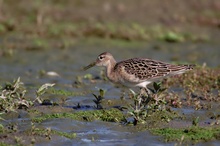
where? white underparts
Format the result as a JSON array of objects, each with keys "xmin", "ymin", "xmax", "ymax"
[{"xmin": 135, "ymin": 81, "xmax": 152, "ymax": 88}]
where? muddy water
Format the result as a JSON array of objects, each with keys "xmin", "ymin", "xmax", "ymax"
[
  {"xmin": 0, "ymin": 40, "xmax": 220, "ymax": 145},
  {"xmin": 37, "ymin": 119, "xmax": 172, "ymax": 146}
]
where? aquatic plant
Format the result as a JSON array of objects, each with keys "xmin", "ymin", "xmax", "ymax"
[
  {"xmin": 127, "ymin": 82, "xmax": 167, "ymax": 125},
  {"xmin": 0, "ymin": 78, "xmax": 55, "ymax": 113},
  {"xmin": 164, "ymin": 66, "xmax": 220, "ymax": 109},
  {"xmin": 147, "ymin": 82, "xmax": 167, "ymax": 110},
  {"xmin": 92, "ymin": 88, "xmax": 106, "ymax": 109},
  {"xmin": 192, "ymin": 117, "xmax": 200, "ymax": 127},
  {"xmin": 0, "ymin": 77, "xmax": 32, "ymax": 112},
  {"xmin": 34, "ymin": 83, "xmax": 55, "ymax": 104}
]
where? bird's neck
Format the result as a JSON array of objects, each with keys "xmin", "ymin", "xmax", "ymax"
[{"xmin": 106, "ymin": 59, "xmax": 118, "ymax": 82}]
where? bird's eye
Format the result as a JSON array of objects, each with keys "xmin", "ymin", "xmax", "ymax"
[{"xmin": 98, "ymin": 56, "xmax": 104, "ymax": 60}]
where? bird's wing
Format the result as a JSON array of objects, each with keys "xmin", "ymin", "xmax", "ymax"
[{"xmin": 115, "ymin": 58, "xmax": 194, "ymax": 81}]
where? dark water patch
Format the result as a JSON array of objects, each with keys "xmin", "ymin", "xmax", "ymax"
[{"xmin": 64, "ymin": 104, "xmax": 96, "ymax": 110}]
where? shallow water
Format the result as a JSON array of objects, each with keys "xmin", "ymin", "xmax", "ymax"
[
  {"xmin": 0, "ymin": 40, "xmax": 220, "ymax": 145},
  {"xmin": 38, "ymin": 119, "xmax": 172, "ymax": 146}
]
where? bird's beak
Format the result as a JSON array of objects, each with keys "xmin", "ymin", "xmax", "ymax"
[{"xmin": 83, "ymin": 61, "xmax": 96, "ymax": 71}]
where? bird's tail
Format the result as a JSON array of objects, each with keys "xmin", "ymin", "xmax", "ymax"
[
  {"xmin": 184, "ymin": 64, "xmax": 196, "ymax": 70},
  {"xmin": 168, "ymin": 64, "xmax": 195, "ymax": 75}
]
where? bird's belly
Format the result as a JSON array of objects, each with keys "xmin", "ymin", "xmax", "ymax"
[
  {"xmin": 108, "ymin": 71, "xmax": 151, "ymax": 88},
  {"xmin": 117, "ymin": 78, "xmax": 151, "ymax": 88}
]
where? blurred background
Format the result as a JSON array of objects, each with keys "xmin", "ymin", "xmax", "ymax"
[
  {"xmin": 0, "ymin": 0, "xmax": 219, "ymax": 41},
  {"xmin": 0, "ymin": 0, "xmax": 220, "ymax": 81}
]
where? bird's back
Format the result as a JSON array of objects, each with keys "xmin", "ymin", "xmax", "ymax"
[{"xmin": 114, "ymin": 58, "xmax": 194, "ymax": 85}]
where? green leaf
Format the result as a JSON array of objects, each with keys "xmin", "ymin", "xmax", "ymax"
[
  {"xmin": 92, "ymin": 93, "xmax": 98, "ymax": 99},
  {"xmin": 99, "ymin": 89, "xmax": 105, "ymax": 98},
  {"xmin": 129, "ymin": 89, "xmax": 136, "ymax": 96},
  {"xmin": 36, "ymin": 83, "xmax": 55, "ymax": 96},
  {"xmin": 153, "ymin": 82, "xmax": 162, "ymax": 92}
]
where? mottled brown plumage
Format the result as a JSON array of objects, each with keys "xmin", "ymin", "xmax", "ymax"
[{"xmin": 84, "ymin": 52, "xmax": 195, "ymax": 88}]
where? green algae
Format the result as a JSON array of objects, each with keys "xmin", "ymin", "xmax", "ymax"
[
  {"xmin": 30, "ymin": 127, "xmax": 77, "ymax": 139},
  {"xmin": 32, "ymin": 108, "xmax": 125, "ymax": 123},
  {"xmin": 48, "ymin": 88, "xmax": 86, "ymax": 96},
  {"xmin": 151, "ymin": 126, "xmax": 220, "ymax": 143},
  {"xmin": 53, "ymin": 130, "xmax": 77, "ymax": 139},
  {"xmin": 141, "ymin": 109, "xmax": 180, "ymax": 128}
]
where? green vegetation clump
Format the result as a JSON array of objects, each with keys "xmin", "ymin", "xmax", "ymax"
[
  {"xmin": 0, "ymin": 77, "xmax": 31, "ymax": 112},
  {"xmin": 30, "ymin": 127, "xmax": 77, "ymax": 139},
  {"xmin": 48, "ymin": 88, "xmax": 85, "ymax": 96},
  {"xmin": 92, "ymin": 88, "xmax": 105, "ymax": 109},
  {"xmin": 126, "ymin": 82, "xmax": 170, "ymax": 125},
  {"xmin": 151, "ymin": 126, "xmax": 220, "ymax": 143},
  {"xmin": 165, "ymin": 66, "xmax": 220, "ymax": 92},
  {"xmin": 163, "ymin": 66, "xmax": 220, "ymax": 109},
  {"xmin": 32, "ymin": 108, "xmax": 125, "ymax": 123},
  {"xmin": 0, "ymin": 77, "xmax": 55, "ymax": 112}
]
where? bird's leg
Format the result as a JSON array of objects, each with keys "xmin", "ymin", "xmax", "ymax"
[
  {"xmin": 145, "ymin": 87, "xmax": 152, "ymax": 97},
  {"xmin": 138, "ymin": 87, "xmax": 152, "ymax": 107},
  {"xmin": 145, "ymin": 87, "xmax": 153, "ymax": 104},
  {"xmin": 136, "ymin": 87, "xmax": 147, "ymax": 107}
]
